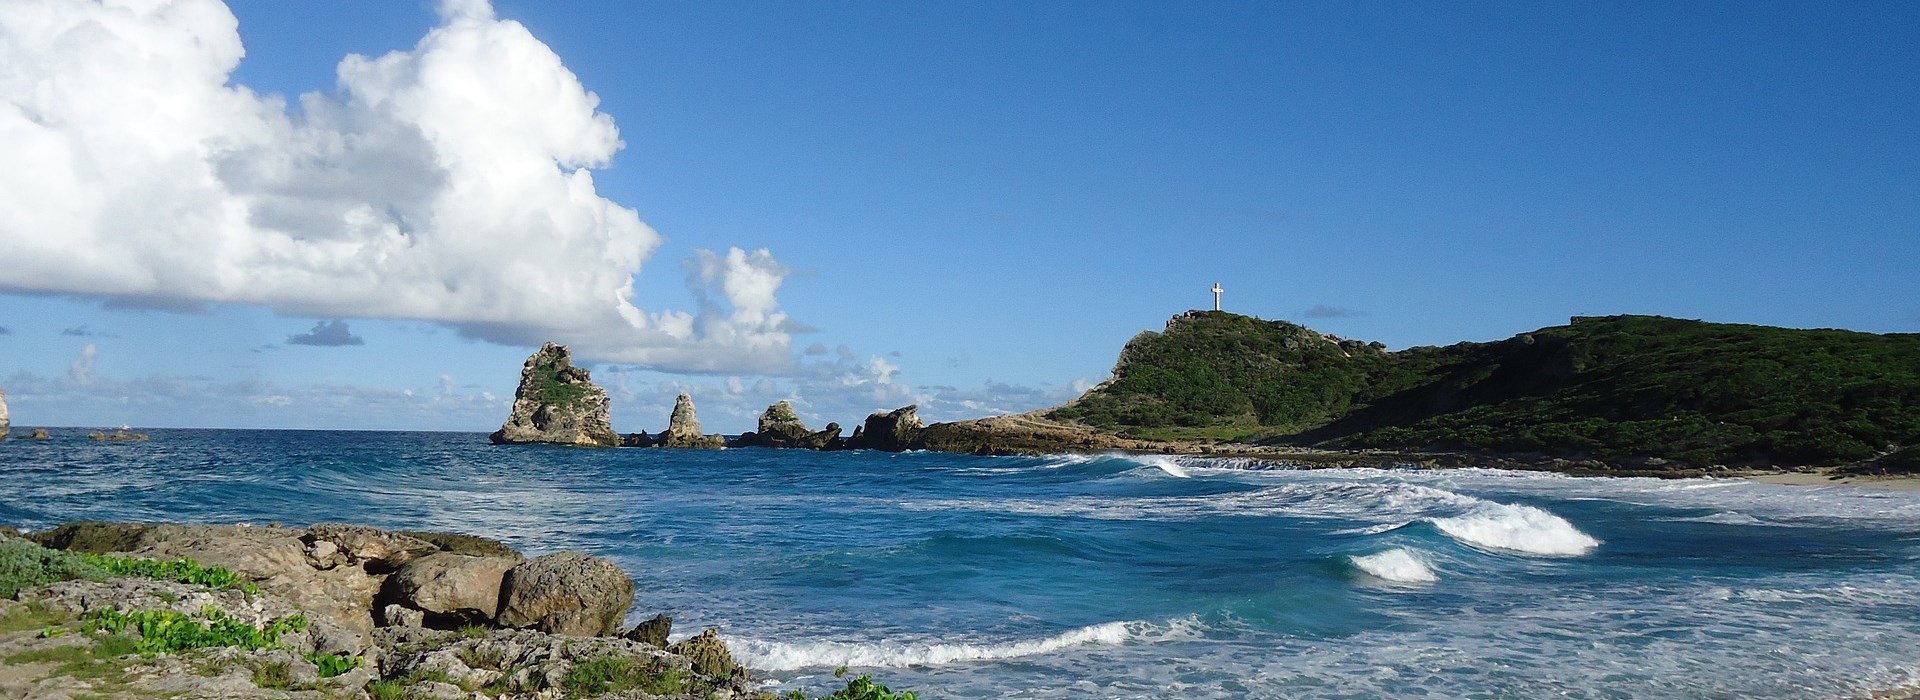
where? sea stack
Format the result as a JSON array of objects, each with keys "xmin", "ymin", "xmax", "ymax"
[
  {"xmin": 732, "ymin": 400, "xmax": 842, "ymax": 449},
  {"xmin": 489, "ymin": 343, "xmax": 619, "ymax": 447},
  {"xmin": 0, "ymin": 387, "xmax": 10, "ymax": 441},
  {"xmin": 660, "ymin": 393, "xmax": 725, "ymax": 449},
  {"xmin": 856, "ymin": 404, "xmax": 924, "ymax": 452}
]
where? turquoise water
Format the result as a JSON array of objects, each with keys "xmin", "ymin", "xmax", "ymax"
[{"xmin": 4, "ymin": 429, "xmax": 1920, "ymax": 698}]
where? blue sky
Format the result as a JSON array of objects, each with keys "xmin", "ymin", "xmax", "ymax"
[{"xmin": 0, "ymin": 0, "xmax": 1914, "ymax": 433}]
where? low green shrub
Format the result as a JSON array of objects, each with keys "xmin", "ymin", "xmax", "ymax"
[
  {"xmin": 83, "ymin": 554, "xmax": 259, "ymax": 596},
  {"xmin": 0, "ymin": 539, "xmax": 108, "ymax": 597},
  {"xmin": 562, "ymin": 655, "xmax": 705, "ymax": 698},
  {"xmin": 85, "ymin": 606, "xmax": 307, "ymax": 654},
  {"xmin": 823, "ymin": 674, "xmax": 920, "ymax": 700}
]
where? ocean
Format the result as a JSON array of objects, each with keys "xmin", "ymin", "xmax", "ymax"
[{"xmin": 3, "ymin": 429, "xmax": 1918, "ymax": 698}]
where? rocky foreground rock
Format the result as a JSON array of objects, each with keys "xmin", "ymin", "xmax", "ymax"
[
  {"xmin": 1, "ymin": 522, "xmax": 779, "ymax": 699},
  {"xmin": 489, "ymin": 343, "xmax": 620, "ymax": 447}
]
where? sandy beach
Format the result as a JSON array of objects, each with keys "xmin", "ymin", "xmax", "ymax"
[{"xmin": 1743, "ymin": 470, "xmax": 1920, "ymax": 491}]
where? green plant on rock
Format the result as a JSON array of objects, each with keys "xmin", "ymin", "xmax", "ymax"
[
  {"xmin": 367, "ymin": 679, "xmax": 406, "ymax": 700},
  {"xmin": 83, "ymin": 553, "xmax": 259, "ymax": 596},
  {"xmin": 823, "ymin": 674, "xmax": 920, "ymax": 700},
  {"xmin": 247, "ymin": 657, "xmax": 294, "ymax": 690},
  {"xmin": 84, "ymin": 606, "xmax": 307, "ymax": 654},
  {"xmin": 562, "ymin": 655, "xmax": 707, "ymax": 699},
  {"xmin": 307, "ymin": 651, "xmax": 358, "ymax": 678}
]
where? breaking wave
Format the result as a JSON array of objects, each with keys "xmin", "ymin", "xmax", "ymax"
[
  {"xmin": 1349, "ymin": 547, "xmax": 1438, "ymax": 584},
  {"xmin": 732, "ymin": 620, "xmax": 1142, "ymax": 671},
  {"xmin": 1431, "ymin": 503, "xmax": 1599, "ymax": 556}
]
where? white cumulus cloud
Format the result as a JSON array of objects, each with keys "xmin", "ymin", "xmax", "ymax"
[{"xmin": 0, "ymin": 0, "xmax": 793, "ymax": 372}]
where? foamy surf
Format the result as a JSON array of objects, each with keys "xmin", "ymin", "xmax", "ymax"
[
  {"xmin": 1350, "ymin": 547, "xmax": 1438, "ymax": 584},
  {"xmin": 1431, "ymin": 503, "xmax": 1599, "ymax": 556},
  {"xmin": 733, "ymin": 620, "xmax": 1137, "ymax": 671},
  {"xmin": 1144, "ymin": 456, "xmax": 1192, "ymax": 478}
]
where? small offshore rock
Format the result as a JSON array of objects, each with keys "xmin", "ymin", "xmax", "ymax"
[
  {"xmin": 622, "ymin": 431, "xmax": 657, "ymax": 447},
  {"xmin": 0, "ymin": 387, "xmax": 9, "ymax": 440},
  {"xmin": 669, "ymin": 627, "xmax": 740, "ymax": 678},
  {"xmin": 624, "ymin": 613, "xmax": 672, "ymax": 648},
  {"xmin": 497, "ymin": 551, "xmax": 635, "ymax": 636},
  {"xmin": 860, "ymin": 405, "xmax": 925, "ymax": 452},
  {"xmin": 734, "ymin": 401, "xmax": 843, "ymax": 449},
  {"xmin": 661, "ymin": 393, "xmax": 726, "ymax": 449},
  {"xmin": 489, "ymin": 342, "xmax": 620, "ymax": 447}
]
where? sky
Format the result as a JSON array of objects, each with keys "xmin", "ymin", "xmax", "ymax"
[{"xmin": 0, "ymin": 0, "xmax": 1914, "ymax": 434}]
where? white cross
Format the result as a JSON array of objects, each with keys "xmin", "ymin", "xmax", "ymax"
[{"xmin": 1211, "ymin": 282, "xmax": 1223, "ymax": 311}]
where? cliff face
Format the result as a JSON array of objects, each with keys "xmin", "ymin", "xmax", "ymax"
[
  {"xmin": 1046, "ymin": 311, "xmax": 1920, "ymax": 468},
  {"xmin": 488, "ymin": 343, "xmax": 619, "ymax": 447},
  {"xmin": 0, "ymin": 387, "xmax": 9, "ymax": 441}
]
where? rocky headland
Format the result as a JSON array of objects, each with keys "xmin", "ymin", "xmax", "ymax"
[
  {"xmin": 0, "ymin": 520, "xmax": 898, "ymax": 699},
  {"xmin": 0, "ymin": 388, "xmax": 9, "ymax": 441},
  {"xmin": 493, "ymin": 311, "xmax": 1920, "ymax": 480}
]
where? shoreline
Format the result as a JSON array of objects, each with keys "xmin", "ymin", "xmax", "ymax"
[{"xmin": 917, "ymin": 412, "xmax": 1920, "ymax": 487}]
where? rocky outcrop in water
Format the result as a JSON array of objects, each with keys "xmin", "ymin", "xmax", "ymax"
[
  {"xmin": 660, "ymin": 393, "xmax": 726, "ymax": 449},
  {"xmin": 489, "ymin": 343, "xmax": 619, "ymax": 448},
  {"xmin": 731, "ymin": 400, "xmax": 843, "ymax": 449},
  {"xmin": 0, "ymin": 387, "xmax": 9, "ymax": 440},
  {"xmin": 848, "ymin": 405, "xmax": 924, "ymax": 452}
]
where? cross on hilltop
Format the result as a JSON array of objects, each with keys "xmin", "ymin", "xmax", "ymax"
[{"xmin": 1211, "ymin": 282, "xmax": 1223, "ymax": 311}]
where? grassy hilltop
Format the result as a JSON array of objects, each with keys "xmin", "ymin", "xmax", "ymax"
[{"xmin": 1047, "ymin": 311, "xmax": 1920, "ymax": 469}]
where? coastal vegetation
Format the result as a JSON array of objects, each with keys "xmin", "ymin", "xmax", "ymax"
[{"xmin": 1049, "ymin": 311, "xmax": 1920, "ymax": 469}]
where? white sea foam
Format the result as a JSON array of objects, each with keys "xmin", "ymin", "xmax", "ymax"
[
  {"xmin": 732, "ymin": 620, "xmax": 1139, "ymax": 671},
  {"xmin": 1143, "ymin": 456, "xmax": 1192, "ymax": 478},
  {"xmin": 1431, "ymin": 502, "xmax": 1599, "ymax": 556},
  {"xmin": 1350, "ymin": 547, "xmax": 1438, "ymax": 584},
  {"xmin": 1666, "ymin": 511, "xmax": 1767, "ymax": 526}
]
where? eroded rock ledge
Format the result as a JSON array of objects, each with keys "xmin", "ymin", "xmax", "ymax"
[{"xmin": 1, "ymin": 521, "xmax": 777, "ymax": 699}]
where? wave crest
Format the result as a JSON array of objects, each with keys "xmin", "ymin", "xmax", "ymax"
[
  {"xmin": 1431, "ymin": 503, "xmax": 1599, "ymax": 556},
  {"xmin": 1350, "ymin": 547, "xmax": 1438, "ymax": 584},
  {"xmin": 732, "ymin": 621, "xmax": 1137, "ymax": 671}
]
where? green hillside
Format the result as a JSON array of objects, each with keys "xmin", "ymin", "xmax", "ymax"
[{"xmin": 1047, "ymin": 311, "xmax": 1920, "ymax": 468}]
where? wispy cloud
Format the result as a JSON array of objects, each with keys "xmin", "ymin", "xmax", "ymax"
[
  {"xmin": 60, "ymin": 325, "xmax": 115, "ymax": 338},
  {"xmin": 286, "ymin": 320, "xmax": 365, "ymax": 347},
  {"xmin": 1303, "ymin": 305, "xmax": 1365, "ymax": 319}
]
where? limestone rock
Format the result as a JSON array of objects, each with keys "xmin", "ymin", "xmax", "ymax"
[
  {"xmin": 0, "ymin": 387, "xmax": 9, "ymax": 440},
  {"xmin": 858, "ymin": 405, "xmax": 925, "ymax": 452},
  {"xmin": 624, "ymin": 613, "xmax": 672, "ymax": 648},
  {"xmin": 622, "ymin": 431, "xmax": 657, "ymax": 447},
  {"xmin": 489, "ymin": 342, "xmax": 620, "ymax": 447},
  {"xmin": 669, "ymin": 628, "xmax": 740, "ymax": 678},
  {"xmin": 497, "ymin": 552, "xmax": 635, "ymax": 636},
  {"xmin": 305, "ymin": 523, "xmax": 438, "ymax": 571},
  {"xmin": 26, "ymin": 427, "xmax": 49, "ymax": 440},
  {"xmin": 732, "ymin": 401, "xmax": 843, "ymax": 449},
  {"xmin": 383, "ymin": 552, "xmax": 522, "ymax": 624},
  {"xmin": 661, "ymin": 393, "xmax": 726, "ymax": 449}
]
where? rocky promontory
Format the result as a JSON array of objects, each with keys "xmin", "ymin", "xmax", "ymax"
[
  {"xmin": 0, "ymin": 521, "xmax": 820, "ymax": 699},
  {"xmin": 489, "ymin": 343, "xmax": 619, "ymax": 448},
  {"xmin": 0, "ymin": 387, "xmax": 10, "ymax": 441}
]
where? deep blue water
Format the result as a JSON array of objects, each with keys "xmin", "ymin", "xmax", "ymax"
[{"xmin": 4, "ymin": 429, "xmax": 1920, "ymax": 698}]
